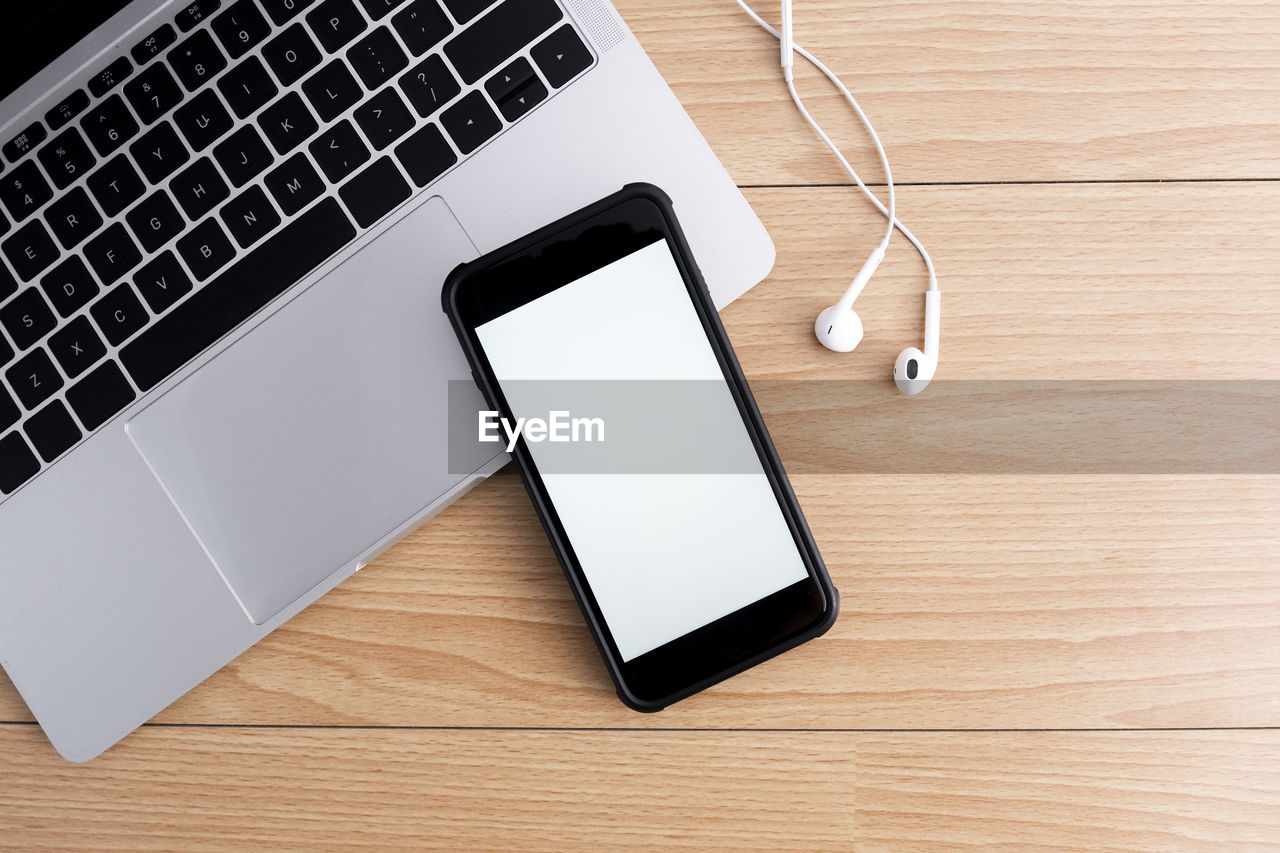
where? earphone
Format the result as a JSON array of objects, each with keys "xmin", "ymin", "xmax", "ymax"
[{"xmin": 736, "ymin": 0, "xmax": 941, "ymax": 394}]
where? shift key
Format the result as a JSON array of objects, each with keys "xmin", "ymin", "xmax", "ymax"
[
  {"xmin": 442, "ymin": 0, "xmax": 562, "ymax": 85},
  {"xmin": 121, "ymin": 198, "xmax": 356, "ymax": 391}
]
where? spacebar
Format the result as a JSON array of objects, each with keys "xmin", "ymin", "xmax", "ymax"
[{"xmin": 122, "ymin": 200, "xmax": 357, "ymax": 392}]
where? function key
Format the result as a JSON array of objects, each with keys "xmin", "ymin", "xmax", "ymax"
[
  {"xmin": 82, "ymin": 95, "xmax": 140, "ymax": 157},
  {"xmin": 0, "ymin": 432, "xmax": 40, "ymax": 495},
  {"xmin": 124, "ymin": 63, "xmax": 186, "ymax": 125},
  {"xmin": 0, "ymin": 161, "xmax": 54, "ymax": 223},
  {"xmin": 212, "ymin": 0, "xmax": 272, "ymax": 59},
  {"xmin": 45, "ymin": 90, "xmax": 90, "ymax": 131},
  {"xmin": 131, "ymin": 23, "xmax": 178, "ymax": 66},
  {"xmin": 176, "ymin": 0, "xmax": 223, "ymax": 32},
  {"xmin": 38, "ymin": 127, "xmax": 97, "ymax": 190},
  {"xmin": 260, "ymin": 0, "xmax": 317, "ymax": 26},
  {"xmin": 4, "ymin": 123, "xmax": 47, "ymax": 163},
  {"xmin": 169, "ymin": 30, "xmax": 229, "ymax": 92},
  {"xmin": 531, "ymin": 25, "xmax": 593, "ymax": 89},
  {"xmin": 392, "ymin": 0, "xmax": 452, "ymax": 57},
  {"xmin": 88, "ymin": 57, "xmax": 133, "ymax": 98}
]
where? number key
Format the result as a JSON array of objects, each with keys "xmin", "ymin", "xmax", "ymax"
[
  {"xmin": 82, "ymin": 95, "xmax": 140, "ymax": 157},
  {"xmin": 0, "ymin": 161, "xmax": 54, "ymax": 222},
  {"xmin": 124, "ymin": 63, "xmax": 185, "ymax": 125},
  {"xmin": 169, "ymin": 30, "xmax": 228, "ymax": 92},
  {"xmin": 212, "ymin": 0, "xmax": 272, "ymax": 59},
  {"xmin": 263, "ymin": 24, "xmax": 322, "ymax": 87},
  {"xmin": 37, "ymin": 128, "xmax": 96, "ymax": 190}
]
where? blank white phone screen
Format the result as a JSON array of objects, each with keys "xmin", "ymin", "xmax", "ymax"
[{"xmin": 476, "ymin": 239, "xmax": 808, "ymax": 661}]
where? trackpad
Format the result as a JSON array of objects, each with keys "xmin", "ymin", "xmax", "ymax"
[{"xmin": 128, "ymin": 196, "xmax": 500, "ymax": 624}]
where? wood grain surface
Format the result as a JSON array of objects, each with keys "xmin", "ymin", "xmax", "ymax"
[{"xmin": 4, "ymin": 0, "xmax": 1279, "ymax": 848}]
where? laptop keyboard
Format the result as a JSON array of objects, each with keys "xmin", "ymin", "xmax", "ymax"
[{"xmin": 0, "ymin": 0, "xmax": 595, "ymax": 496}]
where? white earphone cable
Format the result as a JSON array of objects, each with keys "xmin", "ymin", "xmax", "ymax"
[{"xmin": 734, "ymin": 0, "xmax": 937, "ymax": 290}]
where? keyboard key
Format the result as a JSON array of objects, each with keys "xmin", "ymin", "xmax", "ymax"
[
  {"xmin": 307, "ymin": 0, "xmax": 368, "ymax": 53},
  {"xmin": 0, "ymin": 388, "xmax": 16, "ymax": 431},
  {"xmin": 3, "ymin": 221, "xmax": 60, "ymax": 282},
  {"xmin": 354, "ymin": 88, "xmax": 414, "ymax": 150},
  {"xmin": 222, "ymin": 185, "xmax": 281, "ymax": 248},
  {"xmin": 25, "ymin": 400, "xmax": 82, "ymax": 462},
  {"xmin": 393, "ymin": 0, "xmax": 452, "ymax": 56},
  {"xmin": 0, "ymin": 161, "xmax": 54, "ymax": 223},
  {"xmin": 46, "ymin": 188, "xmax": 103, "ymax": 251},
  {"xmin": 310, "ymin": 120, "xmax": 370, "ymax": 181},
  {"xmin": 496, "ymin": 76, "xmax": 546, "ymax": 122},
  {"xmin": 67, "ymin": 361, "xmax": 136, "ymax": 430},
  {"xmin": 177, "ymin": 0, "xmax": 224, "ymax": 32},
  {"xmin": 263, "ymin": 24, "xmax": 322, "ymax": 87},
  {"xmin": 485, "ymin": 56, "xmax": 534, "ymax": 103},
  {"xmin": 124, "ymin": 63, "xmax": 185, "ymax": 125},
  {"xmin": 339, "ymin": 157, "xmax": 410, "ymax": 227},
  {"xmin": 302, "ymin": 60, "xmax": 362, "ymax": 123},
  {"xmin": 38, "ymin": 128, "xmax": 96, "ymax": 190},
  {"xmin": 122, "ymin": 199, "xmax": 355, "ymax": 391},
  {"xmin": 87, "ymin": 155, "xmax": 145, "ymax": 217},
  {"xmin": 170, "ymin": 30, "xmax": 228, "ymax": 92},
  {"xmin": 348, "ymin": 27, "xmax": 409, "ymax": 89},
  {"xmin": 46, "ymin": 90, "xmax": 90, "ymax": 131},
  {"xmin": 50, "ymin": 316, "xmax": 107, "ymax": 379},
  {"xmin": 40, "ymin": 256, "xmax": 99, "ymax": 318},
  {"xmin": 0, "ymin": 214, "xmax": 7, "ymax": 239},
  {"xmin": 84, "ymin": 223, "xmax": 143, "ymax": 285},
  {"xmin": 212, "ymin": 0, "xmax": 272, "ymax": 59},
  {"xmin": 0, "ymin": 432, "xmax": 40, "ymax": 494},
  {"xmin": 131, "ymin": 23, "xmax": 178, "ymax": 66},
  {"xmin": 91, "ymin": 284, "xmax": 149, "ymax": 345},
  {"xmin": 531, "ymin": 24, "xmax": 593, "ymax": 89},
  {"xmin": 214, "ymin": 126, "xmax": 274, "ymax": 187},
  {"xmin": 134, "ymin": 252, "xmax": 193, "ymax": 314},
  {"xmin": 0, "ymin": 263, "xmax": 15, "ymax": 301},
  {"xmin": 170, "ymin": 157, "xmax": 230, "ymax": 219},
  {"xmin": 443, "ymin": 0, "xmax": 493, "ymax": 24},
  {"xmin": 82, "ymin": 95, "xmax": 140, "ymax": 157},
  {"xmin": 4, "ymin": 123, "xmax": 48, "ymax": 163},
  {"xmin": 259, "ymin": 92, "xmax": 319, "ymax": 154},
  {"xmin": 439, "ymin": 90, "xmax": 500, "ymax": 154},
  {"xmin": 264, "ymin": 153, "xmax": 324, "ymax": 215},
  {"xmin": 88, "ymin": 57, "xmax": 133, "ymax": 98},
  {"xmin": 261, "ymin": 0, "xmax": 318, "ymax": 26},
  {"xmin": 7, "ymin": 347, "xmax": 63, "ymax": 410},
  {"xmin": 175, "ymin": 89, "xmax": 235, "ymax": 151},
  {"xmin": 0, "ymin": 288, "xmax": 56, "ymax": 349},
  {"xmin": 395, "ymin": 122, "xmax": 456, "ymax": 186},
  {"xmin": 443, "ymin": 0, "xmax": 561, "ymax": 85},
  {"xmin": 126, "ymin": 191, "xmax": 186, "ymax": 253},
  {"xmin": 217, "ymin": 56, "xmax": 279, "ymax": 118},
  {"xmin": 130, "ymin": 121, "xmax": 190, "ymax": 183},
  {"xmin": 177, "ymin": 218, "xmax": 236, "ymax": 281},
  {"xmin": 359, "ymin": 0, "xmax": 410, "ymax": 19}
]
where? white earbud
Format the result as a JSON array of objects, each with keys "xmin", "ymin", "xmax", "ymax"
[
  {"xmin": 738, "ymin": 0, "xmax": 941, "ymax": 395},
  {"xmin": 893, "ymin": 291, "xmax": 940, "ymax": 395}
]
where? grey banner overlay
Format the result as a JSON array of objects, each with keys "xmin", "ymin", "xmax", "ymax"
[{"xmin": 448, "ymin": 381, "xmax": 1280, "ymax": 474}]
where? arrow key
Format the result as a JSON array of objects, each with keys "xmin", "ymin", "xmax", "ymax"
[
  {"xmin": 484, "ymin": 57, "xmax": 534, "ymax": 103},
  {"xmin": 496, "ymin": 75, "xmax": 546, "ymax": 123},
  {"xmin": 531, "ymin": 24, "xmax": 593, "ymax": 89},
  {"xmin": 440, "ymin": 90, "xmax": 500, "ymax": 155}
]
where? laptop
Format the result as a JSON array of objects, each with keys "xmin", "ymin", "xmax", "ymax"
[{"xmin": 0, "ymin": 0, "xmax": 774, "ymax": 760}]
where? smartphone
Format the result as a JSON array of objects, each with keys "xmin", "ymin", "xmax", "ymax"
[{"xmin": 442, "ymin": 184, "xmax": 838, "ymax": 710}]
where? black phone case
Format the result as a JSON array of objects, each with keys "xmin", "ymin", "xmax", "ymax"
[{"xmin": 441, "ymin": 183, "xmax": 839, "ymax": 711}]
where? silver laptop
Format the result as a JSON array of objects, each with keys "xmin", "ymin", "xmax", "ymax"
[{"xmin": 0, "ymin": 0, "xmax": 773, "ymax": 760}]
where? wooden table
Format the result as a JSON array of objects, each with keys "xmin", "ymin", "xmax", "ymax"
[{"xmin": 5, "ymin": 0, "xmax": 1280, "ymax": 848}]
